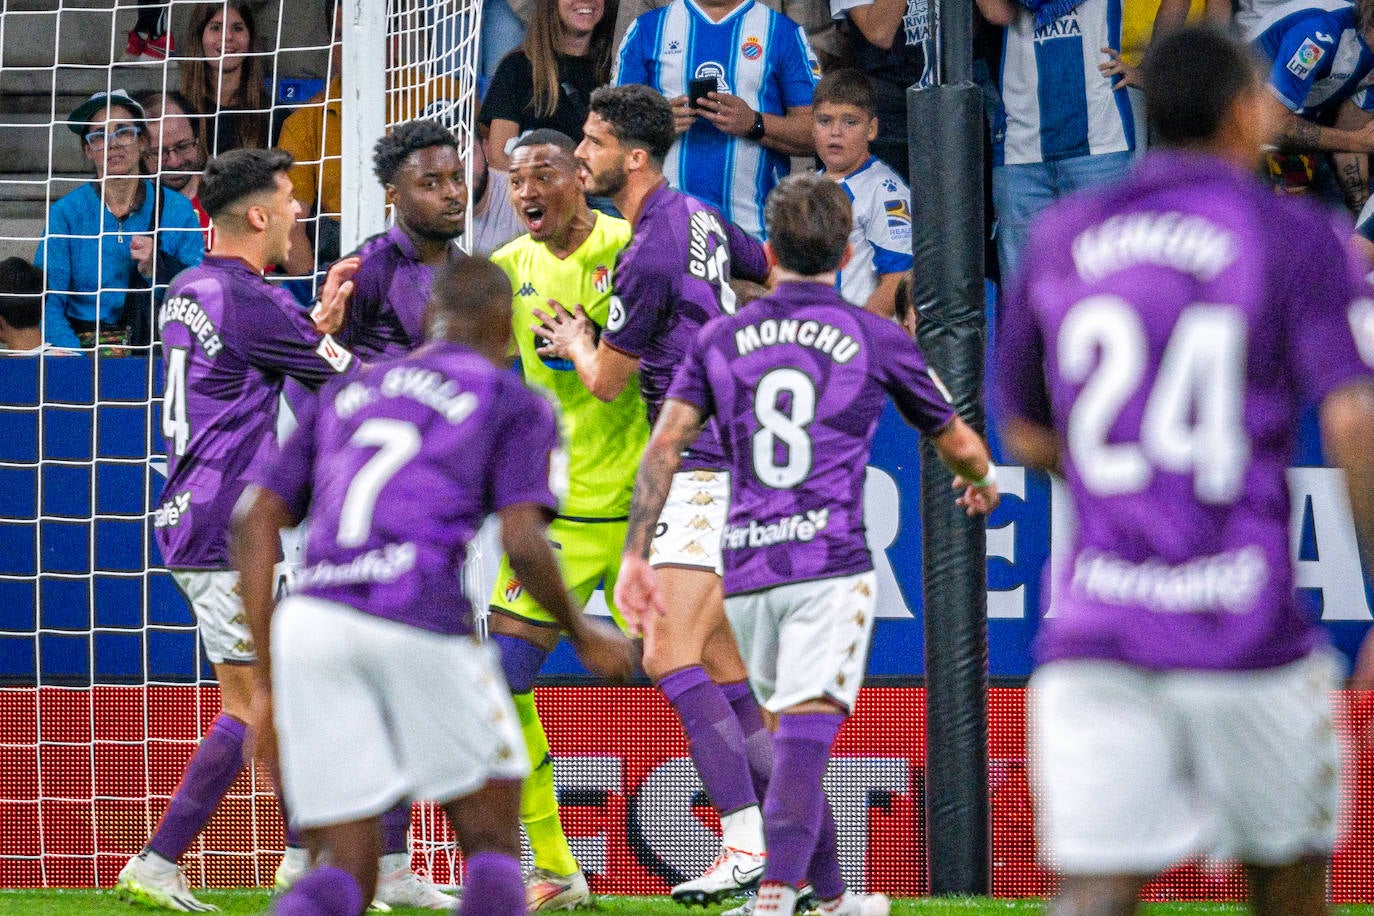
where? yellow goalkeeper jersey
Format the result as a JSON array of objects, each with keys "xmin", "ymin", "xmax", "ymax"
[{"xmin": 493, "ymin": 213, "xmax": 647, "ymax": 520}]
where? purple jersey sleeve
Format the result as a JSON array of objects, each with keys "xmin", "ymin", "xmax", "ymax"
[
  {"xmin": 603, "ymin": 243, "xmax": 671, "ymax": 359},
  {"xmin": 488, "ymin": 382, "xmax": 562, "ymax": 515},
  {"xmin": 1284, "ymin": 216, "xmax": 1374, "ymax": 404},
  {"xmin": 871, "ymin": 319, "xmax": 957, "ymax": 434},
  {"xmin": 239, "ymin": 285, "xmax": 356, "ymax": 389},
  {"xmin": 725, "ymin": 219, "xmax": 769, "ymax": 284}
]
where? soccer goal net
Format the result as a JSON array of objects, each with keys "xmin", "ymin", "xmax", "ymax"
[{"xmin": 0, "ymin": 0, "xmax": 480, "ymax": 889}]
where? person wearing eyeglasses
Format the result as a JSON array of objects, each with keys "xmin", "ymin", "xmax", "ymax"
[
  {"xmin": 139, "ymin": 91, "xmax": 212, "ymax": 238},
  {"xmin": 35, "ymin": 90, "xmax": 204, "ymax": 351}
]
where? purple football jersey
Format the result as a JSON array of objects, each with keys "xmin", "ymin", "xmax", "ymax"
[
  {"xmin": 337, "ymin": 226, "xmax": 464, "ymax": 361},
  {"xmin": 155, "ymin": 256, "xmax": 356, "ymax": 569},
  {"xmin": 997, "ymin": 150, "xmax": 1374, "ymax": 672},
  {"xmin": 668, "ymin": 281, "xmax": 956, "ymax": 594},
  {"xmin": 604, "ymin": 183, "xmax": 768, "ymax": 469},
  {"xmin": 258, "ymin": 342, "xmax": 562, "ymax": 635}
]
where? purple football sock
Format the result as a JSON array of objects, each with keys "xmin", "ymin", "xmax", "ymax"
[
  {"xmin": 658, "ymin": 666, "xmax": 757, "ymax": 815},
  {"xmin": 722, "ymin": 680, "xmax": 772, "ymax": 800},
  {"xmin": 380, "ymin": 802, "xmax": 411, "ymax": 858},
  {"xmin": 460, "ymin": 852, "xmax": 524, "ymax": 916},
  {"xmin": 806, "ymin": 796, "xmax": 845, "ymax": 900},
  {"xmin": 762, "ymin": 713, "xmax": 843, "ymax": 887},
  {"xmin": 491, "ymin": 632, "xmax": 549, "ymax": 694},
  {"xmin": 272, "ymin": 865, "xmax": 363, "ymax": 916},
  {"xmin": 148, "ymin": 713, "xmax": 247, "ymax": 861}
]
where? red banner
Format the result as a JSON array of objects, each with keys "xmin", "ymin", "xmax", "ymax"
[{"xmin": 2, "ymin": 685, "xmax": 1372, "ymax": 901}]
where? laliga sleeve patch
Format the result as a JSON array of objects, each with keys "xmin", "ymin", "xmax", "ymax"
[
  {"xmin": 606, "ymin": 294, "xmax": 628, "ymax": 332},
  {"xmin": 1286, "ymin": 38, "xmax": 1326, "ymax": 80},
  {"xmin": 1348, "ymin": 297, "xmax": 1374, "ymax": 368},
  {"xmin": 315, "ymin": 334, "xmax": 354, "ymax": 372}
]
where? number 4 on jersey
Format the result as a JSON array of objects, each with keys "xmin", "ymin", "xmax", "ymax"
[{"xmin": 1059, "ymin": 297, "xmax": 1249, "ymax": 503}]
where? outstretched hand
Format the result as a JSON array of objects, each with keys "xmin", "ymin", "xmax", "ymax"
[
  {"xmin": 312, "ymin": 256, "xmax": 361, "ymax": 335},
  {"xmin": 952, "ymin": 475, "xmax": 1000, "ymax": 516},
  {"xmin": 613, "ymin": 554, "xmax": 667, "ymax": 637},
  {"xmin": 1099, "ymin": 47, "xmax": 1141, "ymax": 90},
  {"xmin": 532, "ymin": 299, "xmax": 594, "ymax": 359}
]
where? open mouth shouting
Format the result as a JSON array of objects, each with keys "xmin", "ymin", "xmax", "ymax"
[{"xmin": 523, "ymin": 203, "xmax": 548, "ymax": 234}]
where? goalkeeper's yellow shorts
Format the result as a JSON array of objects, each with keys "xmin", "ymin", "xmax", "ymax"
[{"xmin": 487, "ymin": 515, "xmax": 631, "ymax": 635}]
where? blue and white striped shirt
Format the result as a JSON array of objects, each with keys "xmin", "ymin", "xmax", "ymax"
[
  {"xmin": 995, "ymin": 0, "xmax": 1135, "ymax": 166},
  {"xmin": 615, "ymin": 0, "xmax": 820, "ymax": 238}
]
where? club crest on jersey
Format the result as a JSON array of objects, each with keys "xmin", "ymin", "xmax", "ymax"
[
  {"xmin": 694, "ymin": 62, "xmax": 729, "ymax": 93},
  {"xmin": 741, "ymin": 36, "xmax": 763, "ymax": 60},
  {"xmin": 504, "ymin": 577, "xmax": 524, "ymax": 602},
  {"xmin": 593, "ymin": 265, "xmax": 611, "ymax": 293},
  {"xmin": 1287, "ymin": 38, "xmax": 1325, "ymax": 79}
]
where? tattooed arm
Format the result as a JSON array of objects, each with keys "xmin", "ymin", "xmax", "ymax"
[
  {"xmin": 1270, "ymin": 95, "xmax": 1374, "ymax": 153},
  {"xmin": 614, "ymin": 399, "xmax": 707, "ymax": 633}
]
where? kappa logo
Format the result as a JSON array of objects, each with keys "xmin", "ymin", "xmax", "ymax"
[
  {"xmin": 592, "ymin": 265, "xmax": 611, "ymax": 293},
  {"xmin": 688, "ymin": 490, "xmax": 716, "ymax": 506},
  {"xmin": 517, "ymin": 282, "xmax": 538, "ymax": 296},
  {"xmin": 1286, "ymin": 37, "xmax": 1326, "ymax": 79},
  {"xmin": 687, "ymin": 514, "xmax": 715, "ymax": 531},
  {"xmin": 741, "ymin": 36, "xmax": 763, "ymax": 59}
]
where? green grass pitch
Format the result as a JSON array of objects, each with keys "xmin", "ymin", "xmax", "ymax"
[{"xmin": 3, "ymin": 891, "xmax": 1374, "ymax": 915}]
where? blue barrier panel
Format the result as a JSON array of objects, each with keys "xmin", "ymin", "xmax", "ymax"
[{"xmin": 1, "ymin": 358, "xmax": 1370, "ymax": 683}]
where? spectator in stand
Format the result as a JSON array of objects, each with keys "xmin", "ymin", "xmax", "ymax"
[
  {"xmin": 0, "ymin": 258, "xmax": 68, "ymax": 356},
  {"xmin": 471, "ymin": 138, "xmax": 525, "ymax": 255},
  {"xmin": 831, "ymin": 0, "xmax": 933, "ymax": 181},
  {"xmin": 814, "ymin": 69, "xmax": 913, "ymax": 317},
  {"xmin": 37, "ymin": 91, "xmax": 204, "ymax": 350},
  {"xmin": 612, "ymin": 0, "xmax": 843, "ymax": 72},
  {"xmin": 975, "ymin": 0, "xmax": 1136, "ymax": 281},
  {"xmin": 1246, "ymin": 0, "xmax": 1374, "ymax": 211},
  {"xmin": 481, "ymin": 0, "xmax": 618, "ymax": 170},
  {"xmin": 614, "ymin": 0, "xmax": 820, "ymax": 239},
  {"xmin": 180, "ymin": 1, "xmax": 271, "ymax": 154},
  {"xmin": 138, "ymin": 91, "xmax": 212, "ymax": 237},
  {"xmin": 278, "ymin": 0, "xmax": 464, "ymax": 276}
]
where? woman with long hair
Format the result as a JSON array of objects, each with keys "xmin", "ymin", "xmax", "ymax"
[
  {"xmin": 480, "ymin": 0, "xmax": 617, "ymax": 169},
  {"xmin": 180, "ymin": 0, "xmax": 270, "ymax": 153}
]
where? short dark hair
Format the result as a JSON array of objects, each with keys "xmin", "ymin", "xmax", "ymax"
[
  {"xmin": 200, "ymin": 148, "xmax": 294, "ymax": 218},
  {"xmin": 588, "ymin": 84, "xmax": 675, "ymax": 161},
  {"xmin": 427, "ymin": 256, "xmax": 512, "ymax": 338},
  {"xmin": 135, "ymin": 89, "xmax": 201, "ymax": 119},
  {"xmin": 0, "ymin": 257, "xmax": 44, "ymax": 331},
  {"xmin": 813, "ymin": 69, "xmax": 877, "ymax": 117},
  {"xmin": 764, "ymin": 173, "xmax": 852, "ymax": 276},
  {"xmin": 512, "ymin": 128, "xmax": 579, "ymax": 156},
  {"xmin": 373, "ymin": 120, "xmax": 459, "ymax": 186},
  {"xmin": 1142, "ymin": 25, "xmax": 1260, "ymax": 148}
]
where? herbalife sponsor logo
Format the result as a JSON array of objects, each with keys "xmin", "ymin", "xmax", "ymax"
[
  {"xmin": 296, "ymin": 542, "xmax": 418, "ymax": 588},
  {"xmin": 724, "ymin": 508, "xmax": 830, "ymax": 549}
]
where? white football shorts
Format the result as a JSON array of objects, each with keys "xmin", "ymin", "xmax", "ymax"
[
  {"xmin": 650, "ymin": 469, "xmax": 729, "ymax": 575},
  {"xmin": 725, "ymin": 570, "xmax": 878, "ymax": 713},
  {"xmin": 272, "ymin": 595, "xmax": 529, "ymax": 830},
  {"xmin": 1030, "ymin": 649, "xmax": 1342, "ymax": 875},
  {"xmin": 170, "ymin": 569, "xmax": 256, "ymax": 665}
]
